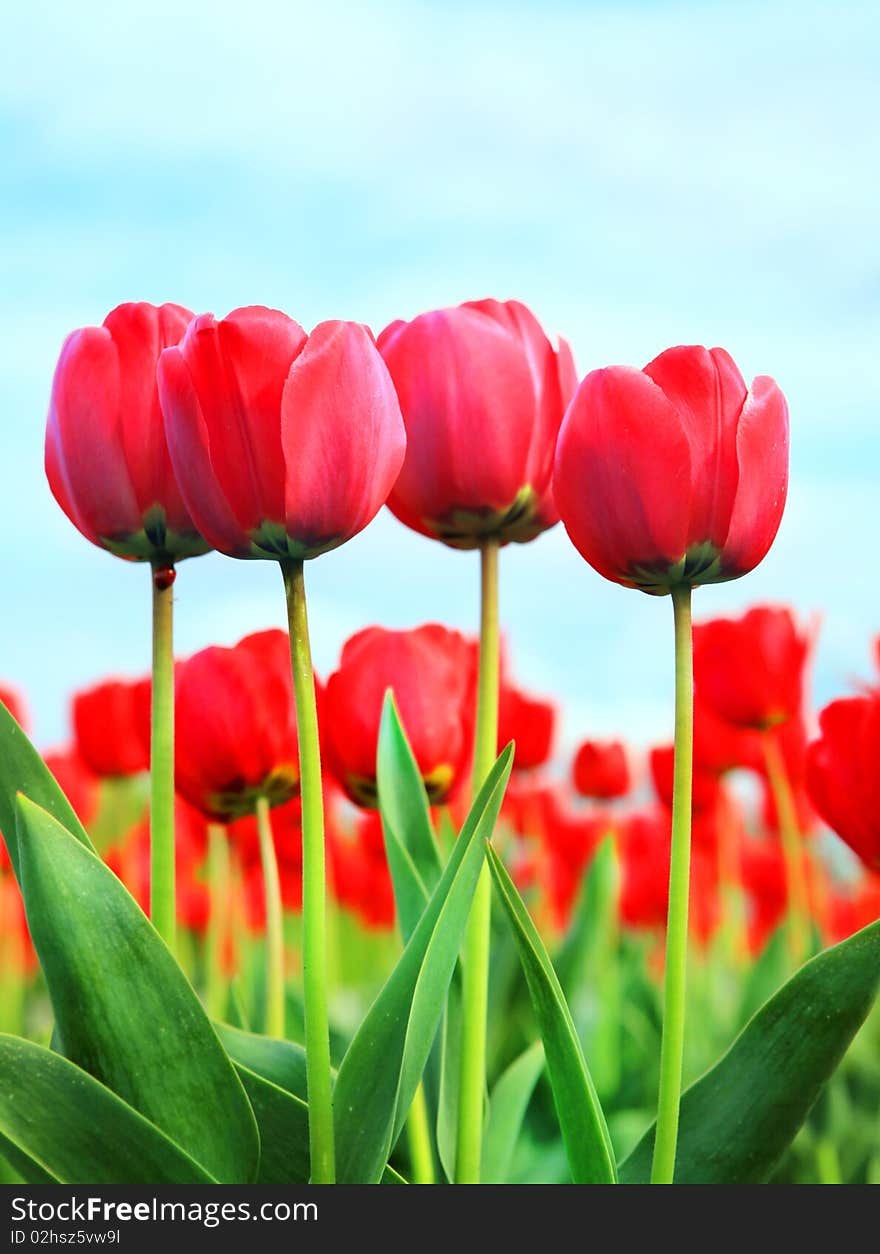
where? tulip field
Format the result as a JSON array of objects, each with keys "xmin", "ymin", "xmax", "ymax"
[{"xmin": 1, "ymin": 299, "xmax": 879, "ymax": 1190}]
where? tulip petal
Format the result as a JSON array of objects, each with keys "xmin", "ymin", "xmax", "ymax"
[
  {"xmin": 721, "ymin": 375, "xmax": 789, "ymax": 576},
  {"xmin": 159, "ymin": 347, "xmax": 253, "ymax": 556},
  {"xmin": 553, "ymin": 365, "xmax": 692, "ymax": 587},
  {"xmin": 644, "ymin": 346, "xmax": 747, "ymax": 551},
  {"xmin": 46, "ymin": 327, "xmax": 141, "ymax": 543},
  {"xmin": 280, "ymin": 320, "xmax": 406, "ymax": 555}
]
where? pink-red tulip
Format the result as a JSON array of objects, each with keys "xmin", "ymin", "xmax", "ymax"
[
  {"xmin": 806, "ymin": 694, "xmax": 880, "ymax": 872},
  {"xmin": 323, "ymin": 624, "xmax": 476, "ymax": 807},
  {"xmin": 693, "ymin": 606, "xmax": 810, "ymax": 730},
  {"xmin": 553, "ymin": 346, "xmax": 788, "ymax": 593},
  {"xmin": 158, "ymin": 307, "xmax": 406, "ymax": 561},
  {"xmin": 173, "ymin": 630, "xmax": 304, "ymax": 820},
  {"xmin": 497, "ymin": 682, "xmax": 556, "ymax": 772},
  {"xmin": 46, "ymin": 302, "xmax": 209, "ymax": 563},
  {"xmin": 572, "ymin": 739, "xmax": 631, "ymax": 800},
  {"xmin": 72, "ymin": 677, "xmax": 151, "ymax": 778},
  {"xmin": 379, "ymin": 299, "xmax": 576, "ymax": 548}
]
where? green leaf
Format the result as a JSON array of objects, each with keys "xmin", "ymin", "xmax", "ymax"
[
  {"xmin": 0, "ymin": 705, "xmax": 94, "ymax": 878},
  {"xmin": 333, "ymin": 745, "xmax": 514, "ymax": 1184},
  {"xmin": 15, "ymin": 795, "xmax": 259, "ymax": 1184},
  {"xmin": 435, "ymin": 977, "xmax": 463, "ymax": 1183},
  {"xmin": 481, "ymin": 1041, "xmax": 545, "ymax": 1184},
  {"xmin": 620, "ymin": 918, "xmax": 880, "ymax": 1183},
  {"xmin": 0, "ymin": 1035, "xmax": 214, "ymax": 1183},
  {"xmin": 377, "ymin": 693, "xmax": 444, "ymax": 941},
  {"xmin": 233, "ymin": 1064, "xmax": 311, "ymax": 1184},
  {"xmin": 217, "ymin": 1023, "xmax": 309, "ymax": 1101},
  {"xmin": 486, "ymin": 842, "xmax": 617, "ymax": 1184}
]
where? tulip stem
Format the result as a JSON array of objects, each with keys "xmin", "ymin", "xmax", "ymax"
[
  {"xmin": 651, "ymin": 582, "xmax": 694, "ymax": 1185},
  {"xmin": 256, "ymin": 797, "xmax": 285, "ymax": 1039},
  {"xmin": 283, "ymin": 560, "xmax": 335, "ymax": 1184},
  {"xmin": 762, "ymin": 730, "xmax": 810, "ymax": 963},
  {"xmin": 456, "ymin": 538, "xmax": 500, "ymax": 1184},
  {"xmin": 149, "ymin": 564, "xmax": 176, "ymax": 954},
  {"xmin": 206, "ymin": 822, "xmax": 231, "ymax": 1021}
]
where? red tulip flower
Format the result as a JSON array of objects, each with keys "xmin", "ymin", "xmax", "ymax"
[
  {"xmin": 379, "ymin": 299, "xmax": 576, "ymax": 548},
  {"xmin": 46, "ymin": 302, "xmax": 208, "ymax": 564},
  {"xmin": 553, "ymin": 346, "xmax": 788, "ymax": 594},
  {"xmin": 497, "ymin": 682, "xmax": 556, "ymax": 771},
  {"xmin": 72, "ymin": 677, "xmax": 151, "ymax": 778},
  {"xmin": 158, "ymin": 307, "xmax": 406, "ymax": 561},
  {"xmin": 323, "ymin": 624, "xmax": 476, "ymax": 808},
  {"xmin": 572, "ymin": 739, "xmax": 631, "ymax": 800},
  {"xmin": 806, "ymin": 694, "xmax": 880, "ymax": 872},
  {"xmin": 693, "ymin": 606, "xmax": 810, "ymax": 731},
  {"xmin": 174, "ymin": 630, "xmax": 303, "ymax": 821}
]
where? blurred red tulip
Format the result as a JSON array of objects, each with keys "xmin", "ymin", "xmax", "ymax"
[
  {"xmin": 159, "ymin": 308, "xmax": 405, "ymax": 561},
  {"xmin": 174, "ymin": 630, "xmax": 303, "ymax": 821},
  {"xmin": 229, "ymin": 797, "xmax": 304, "ymax": 913},
  {"xmin": 806, "ymin": 694, "xmax": 880, "ymax": 872},
  {"xmin": 323, "ymin": 624, "xmax": 476, "ymax": 808},
  {"xmin": 572, "ymin": 739, "xmax": 630, "ymax": 799},
  {"xmin": 105, "ymin": 796, "xmax": 209, "ymax": 930},
  {"xmin": 329, "ymin": 811, "xmax": 395, "ymax": 931},
  {"xmin": 379, "ymin": 299, "xmax": 576, "ymax": 548},
  {"xmin": 758, "ymin": 715, "xmax": 817, "ymax": 835},
  {"xmin": 72, "ymin": 677, "xmax": 151, "ymax": 778},
  {"xmin": 649, "ymin": 744, "xmax": 721, "ymax": 813},
  {"xmin": 826, "ymin": 876, "xmax": 880, "ymax": 944},
  {"xmin": 497, "ymin": 682, "xmax": 556, "ymax": 771},
  {"xmin": 693, "ymin": 606, "xmax": 810, "ymax": 731},
  {"xmin": 535, "ymin": 787, "xmax": 607, "ymax": 928},
  {"xmin": 618, "ymin": 807, "xmax": 720, "ymax": 944},
  {"xmin": 45, "ymin": 302, "xmax": 209, "ymax": 564},
  {"xmin": 553, "ymin": 346, "xmax": 788, "ymax": 593},
  {"xmin": 44, "ymin": 748, "xmax": 100, "ymax": 826},
  {"xmin": 0, "ymin": 684, "xmax": 29, "ymax": 732}
]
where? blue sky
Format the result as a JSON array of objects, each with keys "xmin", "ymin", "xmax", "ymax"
[{"xmin": 2, "ymin": 0, "xmax": 878, "ymax": 757}]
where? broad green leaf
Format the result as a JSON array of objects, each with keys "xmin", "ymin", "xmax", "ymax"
[
  {"xmin": 377, "ymin": 693, "xmax": 444, "ymax": 941},
  {"xmin": 0, "ymin": 1035, "xmax": 213, "ymax": 1183},
  {"xmin": 0, "ymin": 705, "xmax": 93, "ymax": 877},
  {"xmin": 481, "ymin": 1041, "xmax": 545, "ymax": 1184},
  {"xmin": 233, "ymin": 1063, "xmax": 310, "ymax": 1183},
  {"xmin": 620, "ymin": 918, "xmax": 880, "ymax": 1183},
  {"xmin": 230, "ymin": 1055, "xmax": 405, "ymax": 1184},
  {"xmin": 15, "ymin": 795, "xmax": 259, "ymax": 1184},
  {"xmin": 333, "ymin": 746, "xmax": 514, "ymax": 1184},
  {"xmin": 217, "ymin": 1023, "xmax": 309, "ymax": 1100},
  {"xmin": 736, "ymin": 925, "xmax": 789, "ymax": 1029},
  {"xmin": 486, "ymin": 842, "xmax": 617, "ymax": 1183}
]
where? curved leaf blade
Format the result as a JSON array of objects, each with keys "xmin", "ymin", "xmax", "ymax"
[
  {"xmin": 481, "ymin": 1040, "xmax": 545, "ymax": 1184},
  {"xmin": 0, "ymin": 705, "xmax": 93, "ymax": 878},
  {"xmin": 217, "ymin": 1023, "xmax": 309, "ymax": 1101},
  {"xmin": 16, "ymin": 795, "xmax": 259, "ymax": 1184},
  {"xmin": 486, "ymin": 842, "xmax": 617, "ymax": 1183},
  {"xmin": 233, "ymin": 1063, "xmax": 311, "ymax": 1184},
  {"xmin": 333, "ymin": 745, "xmax": 514, "ymax": 1184},
  {"xmin": 0, "ymin": 1035, "xmax": 214, "ymax": 1184},
  {"xmin": 621, "ymin": 918, "xmax": 880, "ymax": 1183}
]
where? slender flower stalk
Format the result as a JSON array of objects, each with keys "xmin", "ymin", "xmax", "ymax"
[
  {"xmin": 150, "ymin": 564, "xmax": 176, "ymax": 953},
  {"xmin": 651, "ymin": 584, "xmax": 694, "ymax": 1185},
  {"xmin": 456, "ymin": 538, "xmax": 500, "ymax": 1183},
  {"xmin": 255, "ymin": 797, "xmax": 285, "ymax": 1039},
  {"xmin": 205, "ymin": 822, "xmax": 231, "ymax": 1020},
  {"xmin": 762, "ymin": 730, "xmax": 810, "ymax": 962},
  {"xmin": 283, "ymin": 560, "xmax": 335, "ymax": 1184}
]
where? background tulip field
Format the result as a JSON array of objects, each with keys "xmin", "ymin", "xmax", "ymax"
[{"xmin": 2, "ymin": 0, "xmax": 880, "ymax": 1194}]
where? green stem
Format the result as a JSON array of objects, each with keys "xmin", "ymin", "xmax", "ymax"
[
  {"xmin": 456, "ymin": 538, "xmax": 500, "ymax": 1184},
  {"xmin": 282, "ymin": 560, "xmax": 335, "ymax": 1184},
  {"xmin": 149, "ymin": 564, "xmax": 176, "ymax": 953},
  {"xmin": 256, "ymin": 797, "xmax": 285, "ymax": 1039},
  {"xmin": 762, "ymin": 730, "xmax": 810, "ymax": 963},
  {"xmin": 406, "ymin": 1082, "xmax": 436, "ymax": 1184},
  {"xmin": 205, "ymin": 822, "xmax": 231, "ymax": 1021},
  {"xmin": 651, "ymin": 583, "xmax": 694, "ymax": 1185}
]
